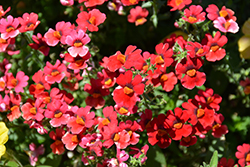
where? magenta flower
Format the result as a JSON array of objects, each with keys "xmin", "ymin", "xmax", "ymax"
[
  {"xmin": 213, "ymin": 17, "xmax": 239, "ymax": 34},
  {"xmin": 60, "ymin": 0, "xmax": 74, "ymax": 6},
  {"xmin": 65, "ymin": 29, "xmax": 90, "ymax": 57},
  {"xmin": 29, "ymin": 143, "xmax": 45, "ymax": 166},
  {"xmin": 18, "ymin": 12, "xmax": 40, "ymax": 33},
  {"xmin": 44, "ymin": 21, "xmax": 72, "ymax": 46},
  {"xmin": 0, "ymin": 15, "xmax": 19, "ymax": 39},
  {"xmin": 43, "ymin": 60, "xmax": 66, "ymax": 84}
]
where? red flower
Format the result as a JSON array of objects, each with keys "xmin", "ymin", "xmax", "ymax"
[
  {"xmin": 235, "ymin": 143, "xmax": 250, "ymax": 167},
  {"xmin": 44, "ymin": 21, "xmax": 72, "ymax": 46},
  {"xmin": 65, "ymin": 29, "xmax": 90, "ymax": 57},
  {"xmin": 175, "ymin": 57, "xmax": 206, "ymax": 89},
  {"xmin": 31, "ymin": 70, "xmax": 51, "ymax": 95},
  {"xmin": 146, "ymin": 114, "xmax": 172, "ymax": 148},
  {"xmin": 18, "ymin": 12, "xmax": 40, "ymax": 33},
  {"xmin": 49, "ymin": 128, "xmax": 66, "ymax": 155},
  {"xmin": 0, "ymin": 37, "xmax": 11, "ymax": 52},
  {"xmin": 84, "ymin": 78, "xmax": 110, "ymax": 109},
  {"xmin": 97, "ymin": 69, "xmax": 117, "ymax": 89},
  {"xmin": 182, "ymin": 5, "xmax": 206, "ymax": 24},
  {"xmin": 44, "ymin": 100, "xmax": 70, "ymax": 127},
  {"xmin": 148, "ymin": 71, "xmax": 177, "ymax": 92},
  {"xmin": 62, "ymin": 132, "xmax": 84, "ymax": 151},
  {"xmin": 185, "ymin": 41, "xmax": 209, "ymax": 58},
  {"xmin": 106, "ymin": 45, "xmax": 144, "ymax": 72},
  {"xmin": 113, "ymin": 70, "xmax": 145, "ymax": 107},
  {"xmin": 121, "ymin": 0, "xmax": 138, "ymax": 6},
  {"xmin": 21, "ymin": 99, "xmax": 44, "ymax": 121},
  {"xmin": 67, "ymin": 106, "xmax": 95, "ymax": 134},
  {"xmin": 76, "ymin": 9, "xmax": 106, "ymax": 32},
  {"xmin": 167, "ymin": 0, "xmax": 192, "ymax": 11},
  {"xmin": 118, "ymin": 120, "xmax": 141, "ymax": 145},
  {"xmin": 138, "ymin": 109, "xmax": 152, "ymax": 131},
  {"xmin": 101, "ymin": 122, "xmax": 130, "ymax": 149},
  {"xmin": 210, "ymin": 113, "xmax": 228, "ymax": 138},
  {"xmin": 80, "ymin": 133, "xmax": 103, "ymax": 157},
  {"xmin": 194, "ymin": 88, "xmax": 222, "ymax": 111},
  {"xmin": 0, "ymin": 6, "xmax": 10, "ymax": 18},
  {"xmin": 29, "ymin": 33, "xmax": 50, "ymax": 56},
  {"xmin": 218, "ymin": 157, "xmax": 235, "ymax": 167},
  {"xmin": 115, "ymin": 103, "xmax": 137, "ymax": 116},
  {"xmin": 180, "ymin": 135, "xmax": 197, "ymax": 147},
  {"xmin": 206, "ymin": 4, "xmax": 236, "ymax": 21},
  {"xmin": 240, "ymin": 78, "xmax": 250, "ymax": 95},
  {"xmin": 6, "ymin": 71, "xmax": 29, "ymax": 93},
  {"xmin": 182, "ymin": 99, "xmax": 215, "ymax": 128},
  {"xmin": 0, "ymin": 15, "xmax": 19, "ymax": 39},
  {"xmin": 64, "ymin": 52, "xmax": 91, "ymax": 70},
  {"xmin": 43, "ymin": 60, "xmax": 66, "ymax": 84},
  {"xmin": 127, "ymin": 6, "xmax": 148, "ymax": 26},
  {"xmin": 97, "ymin": 106, "xmax": 118, "ymax": 131},
  {"xmin": 202, "ymin": 31, "xmax": 228, "ymax": 62},
  {"xmin": 80, "ymin": 0, "xmax": 106, "ymax": 8},
  {"xmin": 166, "ymin": 108, "xmax": 192, "ymax": 140}
]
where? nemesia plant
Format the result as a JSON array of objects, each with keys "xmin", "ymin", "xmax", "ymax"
[{"xmin": 0, "ymin": 0, "xmax": 249, "ymax": 167}]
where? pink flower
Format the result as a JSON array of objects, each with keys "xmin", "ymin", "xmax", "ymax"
[
  {"xmin": 44, "ymin": 100, "xmax": 70, "ymax": 127},
  {"xmin": 128, "ymin": 6, "xmax": 148, "ymax": 26},
  {"xmin": 29, "ymin": 143, "xmax": 45, "ymax": 166},
  {"xmin": 44, "ymin": 21, "xmax": 72, "ymax": 46},
  {"xmin": 60, "ymin": 0, "xmax": 74, "ymax": 6},
  {"xmin": 0, "ymin": 15, "xmax": 19, "ymax": 39},
  {"xmin": 6, "ymin": 71, "xmax": 29, "ymax": 93},
  {"xmin": 65, "ymin": 29, "xmax": 90, "ymax": 57},
  {"xmin": 182, "ymin": 5, "xmax": 206, "ymax": 24},
  {"xmin": 29, "ymin": 33, "xmax": 50, "ymax": 56},
  {"xmin": 0, "ymin": 6, "xmax": 11, "ymax": 18},
  {"xmin": 213, "ymin": 17, "xmax": 239, "ymax": 33},
  {"xmin": 43, "ymin": 60, "xmax": 66, "ymax": 84},
  {"xmin": 18, "ymin": 12, "xmax": 40, "ymax": 33}
]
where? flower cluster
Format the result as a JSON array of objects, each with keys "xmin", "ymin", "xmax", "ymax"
[{"xmin": 0, "ymin": 0, "xmax": 245, "ymax": 166}]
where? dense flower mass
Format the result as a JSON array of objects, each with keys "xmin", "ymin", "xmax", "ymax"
[{"xmin": 0, "ymin": 1, "xmax": 245, "ymax": 167}]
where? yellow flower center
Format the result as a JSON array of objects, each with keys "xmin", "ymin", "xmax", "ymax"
[
  {"xmin": 113, "ymin": 133, "xmax": 120, "ymax": 142},
  {"xmin": 102, "ymin": 118, "xmax": 110, "ymax": 126},
  {"xmin": 196, "ymin": 108, "xmax": 205, "ymax": 118},
  {"xmin": 74, "ymin": 41, "xmax": 83, "ymax": 47},
  {"xmin": 11, "ymin": 79, "xmax": 18, "ymax": 87},
  {"xmin": 119, "ymin": 107, "xmax": 129, "ymax": 114},
  {"xmin": 173, "ymin": 122, "xmax": 183, "ymax": 129},
  {"xmin": 160, "ymin": 74, "xmax": 168, "ymax": 82},
  {"xmin": 0, "ymin": 81, "xmax": 5, "ymax": 89},
  {"xmin": 76, "ymin": 115, "xmax": 85, "ymax": 126},
  {"xmin": 30, "ymin": 107, "xmax": 37, "ymax": 115},
  {"xmin": 6, "ymin": 26, "xmax": 14, "ymax": 32},
  {"xmin": 210, "ymin": 45, "xmax": 219, "ymax": 52},
  {"xmin": 117, "ymin": 54, "xmax": 126, "ymax": 64},
  {"xmin": 71, "ymin": 135, "xmax": 79, "ymax": 143},
  {"xmin": 219, "ymin": 10, "xmax": 228, "ymax": 18},
  {"xmin": 54, "ymin": 111, "xmax": 63, "ymax": 118},
  {"xmin": 188, "ymin": 16, "xmax": 197, "ymax": 23},
  {"xmin": 124, "ymin": 86, "xmax": 134, "ymax": 95},
  {"xmin": 175, "ymin": 0, "xmax": 183, "ymax": 6},
  {"xmin": 224, "ymin": 21, "xmax": 231, "ymax": 30},
  {"xmin": 155, "ymin": 55, "xmax": 164, "ymax": 65},
  {"xmin": 53, "ymin": 31, "xmax": 61, "ymax": 39},
  {"xmin": 0, "ymin": 38, "xmax": 7, "ymax": 44},
  {"xmin": 246, "ymin": 153, "xmax": 250, "ymax": 162},
  {"xmin": 51, "ymin": 70, "xmax": 60, "ymax": 76},
  {"xmin": 104, "ymin": 78, "xmax": 112, "ymax": 86},
  {"xmin": 186, "ymin": 69, "xmax": 196, "ymax": 77},
  {"xmin": 89, "ymin": 16, "xmax": 96, "ymax": 25},
  {"xmin": 196, "ymin": 48, "xmax": 204, "ymax": 55}
]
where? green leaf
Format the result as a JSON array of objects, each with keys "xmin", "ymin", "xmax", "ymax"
[
  {"xmin": 146, "ymin": 145, "xmax": 167, "ymax": 167},
  {"xmin": 141, "ymin": 1, "xmax": 153, "ymax": 8},
  {"xmin": 151, "ymin": 15, "xmax": 158, "ymax": 28},
  {"xmin": 209, "ymin": 150, "xmax": 218, "ymax": 167},
  {"xmin": 5, "ymin": 161, "xmax": 19, "ymax": 167}
]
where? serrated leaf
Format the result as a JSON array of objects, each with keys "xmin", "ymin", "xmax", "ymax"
[{"xmin": 209, "ymin": 150, "xmax": 218, "ymax": 167}]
